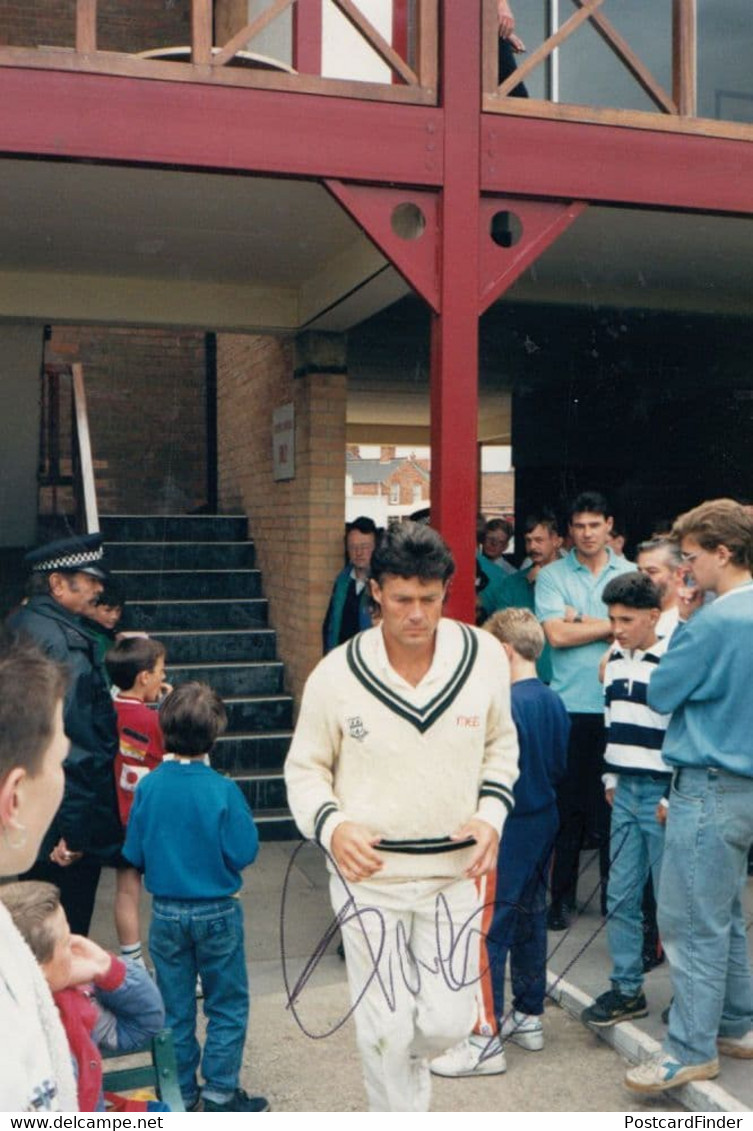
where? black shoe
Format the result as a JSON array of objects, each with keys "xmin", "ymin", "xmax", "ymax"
[
  {"xmin": 547, "ymin": 902, "xmax": 570, "ymax": 932},
  {"xmin": 203, "ymin": 1090, "xmax": 270, "ymax": 1113},
  {"xmin": 581, "ymin": 988, "xmax": 648, "ymax": 1028}
]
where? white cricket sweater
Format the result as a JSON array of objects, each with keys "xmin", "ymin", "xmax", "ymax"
[
  {"xmin": 0, "ymin": 904, "xmax": 78, "ymax": 1112},
  {"xmin": 285, "ymin": 619, "xmax": 520, "ymax": 882}
]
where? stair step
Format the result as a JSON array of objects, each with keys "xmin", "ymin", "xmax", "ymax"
[
  {"xmin": 104, "ymin": 542, "xmax": 256, "ymax": 570},
  {"xmin": 225, "ymin": 695, "xmax": 292, "ymax": 732},
  {"xmin": 213, "ymin": 731, "xmax": 292, "ymax": 773},
  {"xmin": 168, "ymin": 661, "xmax": 283, "ymax": 697},
  {"xmin": 255, "ymin": 809, "xmax": 300, "ymax": 841},
  {"xmin": 126, "ymin": 598, "xmax": 268, "ymax": 632},
  {"xmin": 100, "ymin": 514, "xmax": 248, "ymax": 542},
  {"xmin": 102, "ymin": 513, "xmax": 296, "ymax": 836},
  {"xmin": 235, "ymin": 774, "xmax": 288, "ymax": 814},
  {"xmin": 153, "ymin": 629, "xmax": 277, "ymax": 664},
  {"xmin": 111, "ymin": 569, "xmax": 262, "ymax": 600}
]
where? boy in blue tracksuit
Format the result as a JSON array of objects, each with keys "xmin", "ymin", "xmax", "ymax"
[
  {"xmin": 431, "ymin": 608, "xmax": 570, "ymax": 1078},
  {"xmin": 123, "ymin": 681, "xmax": 268, "ymax": 1113}
]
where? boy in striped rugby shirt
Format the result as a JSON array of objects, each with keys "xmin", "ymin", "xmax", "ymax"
[{"xmin": 581, "ymin": 571, "xmax": 671, "ymax": 1028}]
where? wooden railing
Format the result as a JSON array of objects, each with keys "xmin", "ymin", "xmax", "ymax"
[
  {"xmin": 485, "ymin": 0, "xmax": 695, "ymax": 115},
  {"xmin": 39, "ymin": 363, "xmax": 99, "ymax": 535},
  {"xmin": 482, "ymin": 0, "xmax": 753, "ymax": 141},
  {"xmin": 3, "ymin": 1, "xmax": 749, "ymax": 137},
  {"xmin": 0, "ymin": 0, "xmax": 439, "ymax": 106}
]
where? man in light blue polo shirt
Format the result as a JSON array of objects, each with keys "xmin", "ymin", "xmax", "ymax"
[{"xmin": 535, "ymin": 491, "xmax": 633, "ymax": 929}]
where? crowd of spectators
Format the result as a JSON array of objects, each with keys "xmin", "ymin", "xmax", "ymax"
[{"xmin": 2, "ymin": 491, "xmax": 752, "ymax": 1112}]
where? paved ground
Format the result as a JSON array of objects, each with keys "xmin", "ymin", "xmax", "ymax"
[
  {"xmin": 546, "ymin": 853, "xmax": 753, "ymax": 1113},
  {"xmin": 86, "ymin": 841, "xmax": 753, "ymax": 1112}
]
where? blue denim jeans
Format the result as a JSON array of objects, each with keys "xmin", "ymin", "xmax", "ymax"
[
  {"xmin": 659, "ymin": 767, "xmax": 753, "ymax": 1065},
  {"xmin": 606, "ymin": 774, "xmax": 666, "ymax": 996},
  {"xmin": 149, "ymin": 896, "xmax": 249, "ymax": 1105}
]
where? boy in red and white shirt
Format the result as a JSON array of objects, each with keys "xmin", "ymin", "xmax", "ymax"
[{"xmin": 106, "ymin": 637, "xmax": 170, "ymax": 967}]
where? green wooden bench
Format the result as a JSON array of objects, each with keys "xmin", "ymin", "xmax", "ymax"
[{"xmin": 101, "ymin": 1028, "xmax": 185, "ymax": 1112}]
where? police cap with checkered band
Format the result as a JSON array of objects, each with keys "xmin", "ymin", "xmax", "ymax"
[{"xmin": 25, "ymin": 533, "xmax": 107, "ymax": 578}]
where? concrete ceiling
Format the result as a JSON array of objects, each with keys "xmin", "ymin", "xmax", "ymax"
[
  {"xmin": 508, "ymin": 204, "xmax": 753, "ymax": 317},
  {"xmin": 0, "ymin": 157, "xmax": 400, "ymax": 332},
  {"xmin": 1, "ymin": 157, "xmax": 753, "ymax": 335}
]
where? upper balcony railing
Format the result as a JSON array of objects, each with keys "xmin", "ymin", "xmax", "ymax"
[
  {"xmin": 0, "ymin": 0, "xmax": 439, "ymax": 106},
  {"xmin": 0, "ymin": 1, "xmax": 751, "ymax": 139},
  {"xmin": 482, "ymin": 0, "xmax": 753, "ymax": 142}
]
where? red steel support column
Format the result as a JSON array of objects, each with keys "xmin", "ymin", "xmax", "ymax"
[{"xmin": 430, "ymin": 0, "xmax": 481, "ymax": 622}]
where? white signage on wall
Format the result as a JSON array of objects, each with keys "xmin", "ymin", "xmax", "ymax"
[{"xmin": 273, "ymin": 403, "xmax": 295, "ymax": 481}]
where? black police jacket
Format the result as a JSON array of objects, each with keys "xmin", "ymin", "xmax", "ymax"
[{"xmin": 8, "ymin": 595, "xmax": 123, "ymax": 863}]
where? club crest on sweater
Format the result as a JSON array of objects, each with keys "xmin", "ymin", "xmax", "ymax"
[{"xmin": 346, "ymin": 715, "xmax": 369, "ymax": 742}]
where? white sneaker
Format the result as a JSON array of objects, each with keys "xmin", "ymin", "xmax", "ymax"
[
  {"xmin": 499, "ymin": 1010, "xmax": 544, "ymax": 1052},
  {"xmin": 625, "ymin": 1052, "xmax": 719, "ymax": 1094},
  {"xmin": 430, "ymin": 1035, "xmax": 506, "ymax": 1078},
  {"xmin": 718, "ymin": 1030, "xmax": 753, "ymax": 1059}
]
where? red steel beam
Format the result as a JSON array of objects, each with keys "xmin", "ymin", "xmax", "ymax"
[
  {"xmin": 3, "ymin": 68, "xmax": 753, "ymax": 218},
  {"xmin": 430, "ymin": 1, "xmax": 481, "ymax": 624},
  {"xmin": 324, "ymin": 180, "xmax": 440, "ymax": 310},
  {"xmin": 482, "ymin": 114, "xmax": 753, "ymax": 216},
  {"xmin": 479, "ymin": 198, "xmax": 587, "ymax": 313},
  {"xmin": 0, "ymin": 68, "xmax": 443, "ymax": 187}
]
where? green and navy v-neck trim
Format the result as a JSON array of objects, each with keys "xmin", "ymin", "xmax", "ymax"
[{"xmin": 345, "ymin": 622, "xmax": 479, "ymax": 734}]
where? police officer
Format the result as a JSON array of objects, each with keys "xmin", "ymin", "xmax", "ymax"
[{"xmin": 9, "ymin": 534, "xmax": 122, "ymax": 934}]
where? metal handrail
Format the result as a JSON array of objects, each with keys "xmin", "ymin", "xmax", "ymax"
[
  {"xmin": 40, "ymin": 362, "xmax": 99, "ymax": 535},
  {"xmin": 71, "ymin": 363, "xmax": 99, "ymax": 534}
]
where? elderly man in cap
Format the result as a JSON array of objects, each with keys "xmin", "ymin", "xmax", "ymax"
[{"xmin": 8, "ymin": 533, "xmax": 122, "ymax": 934}]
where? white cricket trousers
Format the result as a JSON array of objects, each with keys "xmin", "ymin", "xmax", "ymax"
[{"xmin": 331, "ymin": 871, "xmax": 480, "ymax": 1112}]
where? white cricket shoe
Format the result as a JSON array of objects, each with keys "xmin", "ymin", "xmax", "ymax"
[{"xmin": 430, "ymin": 1035, "xmax": 506, "ymax": 1078}]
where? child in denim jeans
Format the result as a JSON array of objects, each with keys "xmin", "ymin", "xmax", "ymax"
[
  {"xmin": 123, "ymin": 681, "xmax": 268, "ymax": 1113},
  {"xmin": 581, "ymin": 572, "xmax": 670, "ymax": 1031}
]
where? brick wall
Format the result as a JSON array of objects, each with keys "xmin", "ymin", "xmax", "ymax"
[
  {"xmin": 217, "ymin": 332, "xmax": 347, "ymax": 704},
  {"xmin": 46, "ymin": 326, "xmax": 207, "ymax": 515},
  {"xmin": 0, "ymin": 1, "xmax": 190, "ymax": 52},
  {"xmin": 385, "ymin": 461, "xmax": 429, "ymax": 506}
]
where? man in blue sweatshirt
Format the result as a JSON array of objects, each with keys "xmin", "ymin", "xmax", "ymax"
[{"xmin": 625, "ymin": 499, "xmax": 753, "ymax": 1095}]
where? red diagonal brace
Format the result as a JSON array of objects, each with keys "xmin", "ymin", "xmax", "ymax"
[
  {"xmin": 324, "ymin": 180, "xmax": 440, "ymax": 312},
  {"xmin": 479, "ymin": 197, "xmax": 588, "ymax": 313}
]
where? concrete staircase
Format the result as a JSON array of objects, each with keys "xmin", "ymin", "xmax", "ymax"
[{"xmin": 101, "ymin": 514, "xmax": 296, "ymax": 840}]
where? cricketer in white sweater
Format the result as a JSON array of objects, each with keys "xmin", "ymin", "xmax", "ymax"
[{"xmin": 285, "ymin": 618, "xmax": 520, "ymax": 882}]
